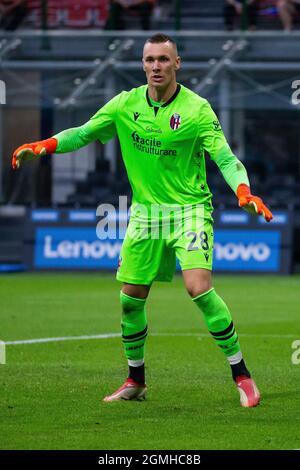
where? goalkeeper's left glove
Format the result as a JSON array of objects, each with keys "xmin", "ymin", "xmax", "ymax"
[
  {"xmin": 237, "ymin": 183, "xmax": 273, "ymax": 222},
  {"xmin": 12, "ymin": 137, "xmax": 57, "ymax": 170}
]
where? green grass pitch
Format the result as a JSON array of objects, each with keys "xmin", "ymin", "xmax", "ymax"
[{"xmin": 0, "ymin": 273, "xmax": 299, "ymax": 450}]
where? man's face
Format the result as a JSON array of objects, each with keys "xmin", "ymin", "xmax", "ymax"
[{"xmin": 142, "ymin": 41, "xmax": 181, "ymax": 91}]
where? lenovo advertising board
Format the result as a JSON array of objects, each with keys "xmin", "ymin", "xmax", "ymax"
[{"xmin": 24, "ymin": 209, "xmax": 292, "ymax": 274}]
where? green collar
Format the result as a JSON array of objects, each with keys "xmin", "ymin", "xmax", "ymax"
[{"xmin": 146, "ymin": 84, "xmax": 181, "ymax": 108}]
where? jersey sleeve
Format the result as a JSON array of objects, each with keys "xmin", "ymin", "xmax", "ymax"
[
  {"xmin": 54, "ymin": 93, "xmax": 121, "ymax": 153},
  {"xmin": 198, "ymin": 100, "xmax": 249, "ymax": 194}
]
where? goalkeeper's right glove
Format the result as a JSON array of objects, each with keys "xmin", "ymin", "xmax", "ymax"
[{"xmin": 12, "ymin": 137, "xmax": 57, "ymax": 170}]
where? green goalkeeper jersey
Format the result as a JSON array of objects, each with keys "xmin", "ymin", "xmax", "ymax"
[{"xmin": 55, "ymin": 84, "xmax": 249, "ymax": 214}]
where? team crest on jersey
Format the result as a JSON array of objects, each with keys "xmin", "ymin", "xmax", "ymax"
[{"xmin": 170, "ymin": 113, "xmax": 181, "ymax": 130}]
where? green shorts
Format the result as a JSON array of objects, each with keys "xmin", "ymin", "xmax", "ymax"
[{"xmin": 116, "ymin": 208, "xmax": 214, "ymax": 285}]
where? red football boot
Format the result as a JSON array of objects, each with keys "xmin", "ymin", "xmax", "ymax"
[
  {"xmin": 235, "ymin": 375, "xmax": 260, "ymax": 408},
  {"xmin": 103, "ymin": 378, "xmax": 147, "ymax": 402}
]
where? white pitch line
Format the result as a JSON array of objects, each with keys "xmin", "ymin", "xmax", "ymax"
[
  {"xmin": 5, "ymin": 333, "xmax": 121, "ymax": 345},
  {"xmin": 4, "ymin": 332, "xmax": 298, "ymax": 346}
]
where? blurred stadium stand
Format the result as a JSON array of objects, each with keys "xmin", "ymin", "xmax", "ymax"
[
  {"xmin": 22, "ymin": 1, "xmax": 109, "ymax": 29},
  {"xmin": 0, "ymin": 1, "xmax": 300, "ymax": 270},
  {"xmin": 4, "ymin": 1, "xmax": 297, "ymax": 31}
]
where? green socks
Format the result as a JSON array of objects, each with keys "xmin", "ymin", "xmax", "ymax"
[
  {"xmin": 193, "ymin": 288, "xmax": 240, "ymax": 357},
  {"xmin": 119, "ymin": 288, "xmax": 248, "ymax": 383},
  {"xmin": 120, "ymin": 288, "xmax": 247, "ymax": 383},
  {"xmin": 120, "ymin": 291, "xmax": 148, "ymax": 365}
]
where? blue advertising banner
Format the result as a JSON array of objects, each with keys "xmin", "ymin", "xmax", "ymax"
[
  {"xmin": 213, "ymin": 230, "xmax": 280, "ymax": 271},
  {"xmin": 25, "ymin": 209, "xmax": 293, "ymax": 274},
  {"xmin": 35, "ymin": 228, "xmax": 121, "ymax": 269},
  {"xmin": 31, "ymin": 210, "xmax": 60, "ymax": 222},
  {"xmin": 33, "ymin": 227, "xmax": 281, "ymax": 273}
]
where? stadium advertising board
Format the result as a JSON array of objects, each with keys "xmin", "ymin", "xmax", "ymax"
[{"xmin": 25, "ymin": 209, "xmax": 292, "ymax": 273}]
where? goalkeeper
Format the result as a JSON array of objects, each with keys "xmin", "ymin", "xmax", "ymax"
[{"xmin": 12, "ymin": 33, "xmax": 273, "ymax": 407}]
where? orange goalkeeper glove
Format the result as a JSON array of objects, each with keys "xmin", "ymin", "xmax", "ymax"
[
  {"xmin": 12, "ymin": 137, "xmax": 57, "ymax": 170},
  {"xmin": 237, "ymin": 184, "xmax": 273, "ymax": 223}
]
